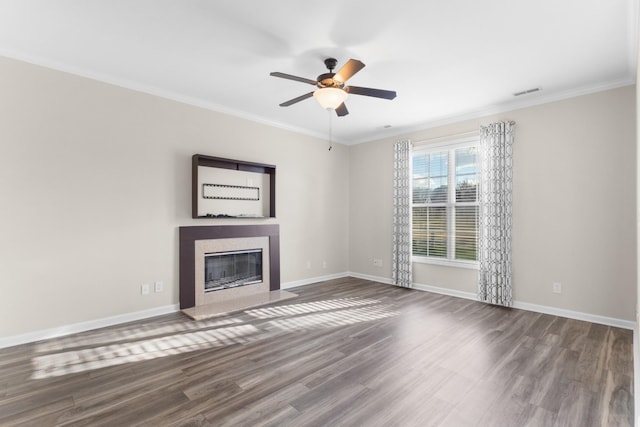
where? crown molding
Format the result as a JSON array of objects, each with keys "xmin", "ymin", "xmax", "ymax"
[
  {"xmin": 350, "ymin": 77, "xmax": 636, "ymax": 145},
  {"xmin": 0, "ymin": 50, "xmax": 633, "ymax": 147}
]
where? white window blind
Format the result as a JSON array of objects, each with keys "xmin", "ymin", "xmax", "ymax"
[{"xmin": 412, "ymin": 140, "xmax": 479, "ymax": 263}]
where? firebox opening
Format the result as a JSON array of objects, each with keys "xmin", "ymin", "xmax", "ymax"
[{"xmin": 204, "ymin": 249, "xmax": 263, "ymax": 292}]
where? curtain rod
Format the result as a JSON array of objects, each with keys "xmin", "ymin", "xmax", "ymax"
[{"xmin": 412, "ymin": 129, "xmax": 480, "ymax": 146}]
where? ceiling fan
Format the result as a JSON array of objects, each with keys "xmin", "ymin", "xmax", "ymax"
[{"xmin": 270, "ymin": 58, "xmax": 397, "ymax": 116}]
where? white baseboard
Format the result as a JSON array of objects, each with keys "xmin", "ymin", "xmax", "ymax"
[
  {"xmin": 0, "ymin": 304, "xmax": 180, "ymax": 349},
  {"xmin": 1, "ymin": 272, "xmax": 352, "ymax": 350},
  {"xmin": 281, "ymin": 272, "xmax": 350, "ymax": 290},
  {"xmin": 2, "ymin": 273, "xmax": 634, "ymax": 349},
  {"xmin": 634, "ymin": 324, "xmax": 639, "ymax": 427},
  {"xmin": 350, "ymin": 272, "xmax": 636, "ymax": 330},
  {"xmin": 412, "ymin": 282, "xmax": 477, "ymax": 301},
  {"xmin": 347, "ymin": 271, "xmax": 393, "ymax": 285},
  {"xmin": 512, "ymin": 300, "xmax": 635, "ymax": 330}
]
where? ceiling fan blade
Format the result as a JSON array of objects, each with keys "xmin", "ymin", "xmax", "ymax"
[
  {"xmin": 335, "ymin": 103, "xmax": 349, "ymax": 117},
  {"xmin": 270, "ymin": 72, "xmax": 317, "ymax": 86},
  {"xmin": 333, "ymin": 59, "xmax": 365, "ymax": 84},
  {"xmin": 279, "ymin": 91, "xmax": 314, "ymax": 107},
  {"xmin": 346, "ymin": 85, "xmax": 397, "ymax": 100}
]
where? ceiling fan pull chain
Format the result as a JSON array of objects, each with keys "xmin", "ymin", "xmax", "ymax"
[{"xmin": 328, "ymin": 109, "xmax": 333, "ymax": 151}]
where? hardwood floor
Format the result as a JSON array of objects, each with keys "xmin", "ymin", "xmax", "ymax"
[{"xmin": 0, "ymin": 277, "xmax": 634, "ymax": 426}]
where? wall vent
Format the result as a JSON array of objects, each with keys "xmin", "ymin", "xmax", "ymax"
[{"xmin": 513, "ymin": 87, "xmax": 541, "ymax": 96}]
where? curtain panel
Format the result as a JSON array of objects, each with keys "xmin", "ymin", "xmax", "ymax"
[
  {"xmin": 478, "ymin": 121, "xmax": 515, "ymax": 306},
  {"xmin": 392, "ymin": 140, "xmax": 413, "ymax": 288}
]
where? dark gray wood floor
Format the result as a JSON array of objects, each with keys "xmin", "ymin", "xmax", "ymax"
[{"xmin": 0, "ymin": 277, "xmax": 634, "ymax": 426}]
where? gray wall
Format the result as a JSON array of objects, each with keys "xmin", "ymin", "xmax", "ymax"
[
  {"xmin": 0, "ymin": 57, "xmax": 350, "ymax": 337},
  {"xmin": 350, "ymin": 86, "xmax": 636, "ymax": 321}
]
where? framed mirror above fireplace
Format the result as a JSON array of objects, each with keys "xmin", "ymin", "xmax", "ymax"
[{"xmin": 192, "ymin": 154, "xmax": 276, "ymax": 219}]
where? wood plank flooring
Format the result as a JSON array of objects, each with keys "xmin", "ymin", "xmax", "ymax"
[{"xmin": 0, "ymin": 277, "xmax": 634, "ymax": 426}]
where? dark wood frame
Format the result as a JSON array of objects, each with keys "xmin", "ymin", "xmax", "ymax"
[
  {"xmin": 192, "ymin": 154, "xmax": 276, "ymax": 219},
  {"xmin": 179, "ymin": 224, "xmax": 280, "ymax": 309}
]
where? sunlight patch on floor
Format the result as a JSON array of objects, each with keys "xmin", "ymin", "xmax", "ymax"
[
  {"xmin": 268, "ymin": 305, "xmax": 397, "ymax": 331},
  {"xmin": 245, "ymin": 297, "xmax": 382, "ymax": 319},
  {"xmin": 31, "ymin": 324, "xmax": 260, "ymax": 379},
  {"xmin": 30, "ymin": 297, "xmax": 398, "ymax": 380},
  {"xmin": 35, "ymin": 317, "xmax": 244, "ymax": 352}
]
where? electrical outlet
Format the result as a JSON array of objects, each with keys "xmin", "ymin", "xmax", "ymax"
[
  {"xmin": 552, "ymin": 282, "xmax": 562, "ymax": 294},
  {"xmin": 373, "ymin": 259, "xmax": 383, "ymax": 267},
  {"xmin": 306, "ymin": 261, "xmax": 311, "ymax": 269},
  {"xmin": 154, "ymin": 281, "xmax": 163, "ymax": 293},
  {"xmin": 141, "ymin": 284, "xmax": 150, "ymax": 295},
  {"xmin": 322, "ymin": 261, "xmax": 327, "ymax": 269}
]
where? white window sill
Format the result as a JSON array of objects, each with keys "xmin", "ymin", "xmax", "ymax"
[{"xmin": 412, "ymin": 256, "xmax": 479, "ymax": 270}]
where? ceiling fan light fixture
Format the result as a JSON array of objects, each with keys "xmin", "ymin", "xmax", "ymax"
[
  {"xmin": 271, "ymin": 58, "xmax": 396, "ymax": 116},
  {"xmin": 313, "ymin": 87, "xmax": 348, "ymax": 110}
]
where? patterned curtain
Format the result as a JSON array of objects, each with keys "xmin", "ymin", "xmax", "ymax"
[
  {"xmin": 392, "ymin": 140, "xmax": 412, "ymax": 288},
  {"xmin": 478, "ymin": 121, "xmax": 515, "ymax": 306}
]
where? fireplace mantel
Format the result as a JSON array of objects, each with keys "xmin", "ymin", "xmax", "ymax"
[{"xmin": 179, "ymin": 224, "xmax": 281, "ymax": 310}]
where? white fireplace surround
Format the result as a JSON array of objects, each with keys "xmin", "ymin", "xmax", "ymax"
[{"xmin": 194, "ymin": 236, "xmax": 270, "ymax": 307}]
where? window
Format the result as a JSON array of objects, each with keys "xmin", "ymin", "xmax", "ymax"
[{"xmin": 412, "ymin": 138, "xmax": 479, "ymax": 266}]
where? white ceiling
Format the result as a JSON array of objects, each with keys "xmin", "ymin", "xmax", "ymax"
[{"xmin": 0, "ymin": 0, "xmax": 636, "ymax": 144}]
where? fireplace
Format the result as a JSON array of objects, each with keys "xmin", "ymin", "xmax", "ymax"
[
  {"xmin": 204, "ymin": 249, "xmax": 263, "ymax": 292},
  {"xmin": 179, "ymin": 224, "xmax": 296, "ymax": 320}
]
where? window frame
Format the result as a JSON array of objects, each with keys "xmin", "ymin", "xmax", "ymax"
[{"xmin": 411, "ymin": 135, "xmax": 480, "ymax": 270}]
